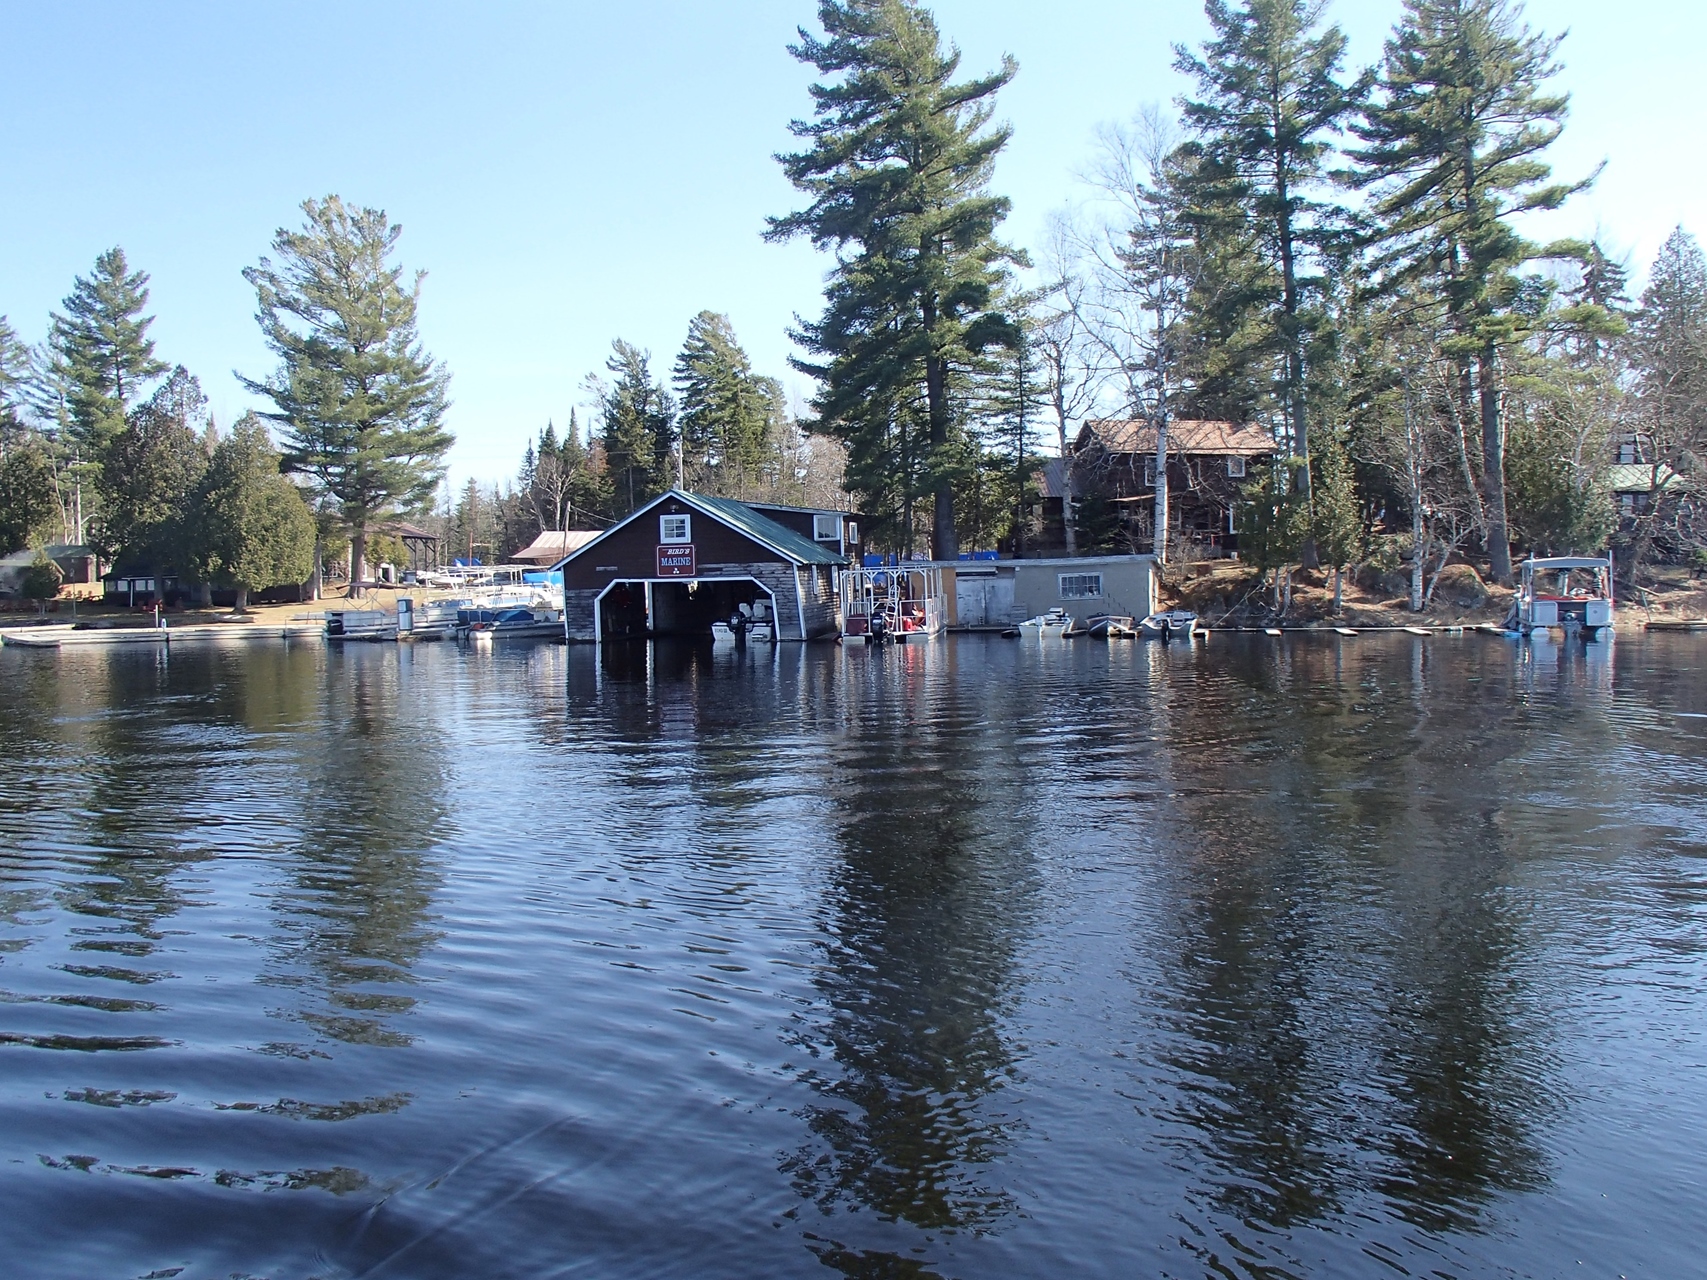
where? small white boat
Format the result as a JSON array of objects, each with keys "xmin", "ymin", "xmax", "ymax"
[
  {"xmin": 454, "ymin": 605, "xmax": 564, "ymax": 642},
  {"xmin": 1086, "ymin": 613, "xmax": 1137, "ymax": 639},
  {"xmin": 713, "ymin": 601, "xmax": 777, "ymax": 644},
  {"xmin": 1138, "ymin": 609, "xmax": 1198, "ymax": 640},
  {"xmin": 1017, "ymin": 608, "xmax": 1074, "ymax": 638}
]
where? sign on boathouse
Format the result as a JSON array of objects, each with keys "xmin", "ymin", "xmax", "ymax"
[{"xmin": 656, "ymin": 543, "xmax": 696, "ymax": 577}]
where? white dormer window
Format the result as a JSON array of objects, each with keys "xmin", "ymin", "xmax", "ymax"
[
  {"xmin": 813, "ymin": 513, "xmax": 840, "ymax": 542},
  {"xmin": 660, "ymin": 513, "xmax": 691, "ymax": 543},
  {"xmin": 1226, "ymin": 456, "xmax": 1247, "ymax": 478}
]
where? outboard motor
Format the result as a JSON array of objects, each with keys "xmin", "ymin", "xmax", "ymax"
[{"xmin": 868, "ymin": 607, "xmax": 891, "ymax": 646}]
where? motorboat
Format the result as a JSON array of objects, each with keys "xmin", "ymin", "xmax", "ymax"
[
  {"xmin": 1086, "ymin": 613, "xmax": 1137, "ymax": 639},
  {"xmin": 1017, "ymin": 608, "xmax": 1074, "ymax": 638},
  {"xmin": 1505, "ymin": 556, "xmax": 1614, "ymax": 639},
  {"xmin": 1138, "ymin": 609, "xmax": 1198, "ymax": 640},
  {"xmin": 454, "ymin": 605, "xmax": 565, "ymax": 642},
  {"xmin": 713, "ymin": 600, "xmax": 777, "ymax": 644}
]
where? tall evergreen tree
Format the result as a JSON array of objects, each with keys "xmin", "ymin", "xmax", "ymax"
[
  {"xmin": 1175, "ymin": 0, "xmax": 1363, "ymax": 546},
  {"xmin": 597, "ymin": 341, "xmax": 675, "ymax": 515},
  {"xmin": 48, "ymin": 248, "xmax": 168, "ymax": 453},
  {"xmin": 0, "ymin": 440, "xmax": 59, "ymax": 552},
  {"xmin": 241, "ymin": 196, "xmax": 452, "ymax": 592},
  {"xmin": 1634, "ymin": 228, "xmax": 1707, "ymax": 464},
  {"xmin": 0, "ymin": 317, "xmax": 31, "ymax": 444},
  {"xmin": 1347, "ymin": 0, "xmax": 1590, "ymax": 583},
  {"xmin": 96, "ymin": 366, "xmax": 210, "ymax": 566},
  {"xmin": 769, "ymin": 0, "xmax": 1023, "ymax": 558},
  {"xmin": 673, "ymin": 311, "xmax": 777, "ymax": 497}
]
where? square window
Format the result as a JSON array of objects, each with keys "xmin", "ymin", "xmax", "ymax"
[
  {"xmin": 814, "ymin": 513, "xmax": 840, "ymax": 542},
  {"xmin": 1059, "ymin": 573, "xmax": 1104, "ymax": 600},
  {"xmin": 1226, "ymin": 456, "xmax": 1247, "ymax": 478},
  {"xmin": 660, "ymin": 513, "xmax": 691, "ymax": 543}
]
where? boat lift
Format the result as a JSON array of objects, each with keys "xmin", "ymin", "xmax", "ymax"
[{"xmin": 839, "ymin": 564, "xmax": 947, "ymax": 645}]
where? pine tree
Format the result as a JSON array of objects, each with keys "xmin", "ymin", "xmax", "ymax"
[
  {"xmin": 597, "ymin": 340, "xmax": 675, "ymax": 515},
  {"xmin": 0, "ymin": 439, "xmax": 59, "ymax": 552},
  {"xmin": 1175, "ymin": 0, "xmax": 1363, "ymax": 535},
  {"xmin": 1307, "ymin": 427, "xmax": 1362, "ymax": 611},
  {"xmin": 241, "ymin": 196, "xmax": 452, "ymax": 593},
  {"xmin": 1347, "ymin": 0, "xmax": 1590, "ymax": 584},
  {"xmin": 1634, "ymin": 228, "xmax": 1707, "ymax": 464},
  {"xmin": 768, "ymin": 0, "xmax": 1023, "ymax": 558},
  {"xmin": 96, "ymin": 366, "xmax": 210, "ymax": 567},
  {"xmin": 47, "ymin": 248, "xmax": 168, "ymax": 454},
  {"xmin": 0, "ymin": 317, "xmax": 31, "ymax": 444},
  {"xmin": 189, "ymin": 413, "xmax": 316, "ymax": 609},
  {"xmin": 673, "ymin": 312, "xmax": 777, "ymax": 498}
]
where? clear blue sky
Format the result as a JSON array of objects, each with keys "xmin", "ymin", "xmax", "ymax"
[{"xmin": 2, "ymin": 1, "xmax": 1700, "ymax": 491}]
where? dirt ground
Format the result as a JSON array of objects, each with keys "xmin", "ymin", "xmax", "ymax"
[{"xmin": 1160, "ymin": 560, "xmax": 1707, "ymax": 631}]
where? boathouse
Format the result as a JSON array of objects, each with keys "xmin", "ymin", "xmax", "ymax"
[{"xmin": 550, "ymin": 489, "xmax": 853, "ymax": 642}]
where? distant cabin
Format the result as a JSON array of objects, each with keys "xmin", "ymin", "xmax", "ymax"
[{"xmin": 1036, "ymin": 419, "xmax": 1275, "ymax": 557}]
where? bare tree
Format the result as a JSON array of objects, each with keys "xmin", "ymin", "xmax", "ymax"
[
  {"xmin": 1072, "ymin": 106, "xmax": 1199, "ymax": 562},
  {"xmin": 1034, "ymin": 218, "xmax": 1116, "ymax": 555}
]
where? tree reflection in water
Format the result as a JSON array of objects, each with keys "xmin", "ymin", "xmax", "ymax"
[
  {"xmin": 267, "ymin": 645, "xmax": 448, "ymax": 1049},
  {"xmin": 1153, "ymin": 637, "xmax": 1557, "ymax": 1264},
  {"xmin": 784, "ymin": 643, "xmax": 1037, "ymax": 1256}
]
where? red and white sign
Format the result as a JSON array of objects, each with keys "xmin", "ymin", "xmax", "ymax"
[{"xmin": 656, "ymin": 544, "xmax": 696, "ymax": 577}]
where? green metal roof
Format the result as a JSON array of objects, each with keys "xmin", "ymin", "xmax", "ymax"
[{"xmin": 681, "ymin": 491, "xmax": 846, "ymax": 565}]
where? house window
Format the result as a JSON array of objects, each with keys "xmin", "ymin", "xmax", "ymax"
[
  {"xmin": 1143, "ymin": 458, "xmax": 1156, "ymax": 487},
  {"xmin": 1619, "ymin": 493, "xmax": 1636, "ymax": 516},
  {"xmin": 660, "ymin": 513, "xmax": 691, "ymax": 543},
  {"xmin": 1618, "ymin": 441, "xmax": 1638, "ymax": 464},
  {"xmin": 1226, "ymin": 456, "xmax": 1247, "ymax": 478},
  {"xmin": 813, "ymin": 513, "xmax": 840, "ymax": 542},
  {"xmin": 1059, "ymin": 573, "xmax": 1104, "ymax": 600},
  {"xmin": 846, "ymin": 521, "xmax": 859, "ymax": 545}
]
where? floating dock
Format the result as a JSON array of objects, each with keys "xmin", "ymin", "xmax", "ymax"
[{"xmin": 0, "ymin": 622, "xmax": 323, "ymax": 649}]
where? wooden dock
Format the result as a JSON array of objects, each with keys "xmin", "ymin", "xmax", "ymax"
[{"xmin": 0, "ymin": 622, "xmax": 323, "ymax": 649}]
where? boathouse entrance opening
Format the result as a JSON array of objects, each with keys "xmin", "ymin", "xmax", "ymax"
[{"xmin": 595, "ymin": 577, "xmax": 777, "ymax": 641}]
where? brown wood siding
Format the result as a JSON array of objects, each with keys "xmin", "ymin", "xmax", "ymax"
[{"xmin": 561, "ymin": 497, "xmax": 787, "ymax": 591}]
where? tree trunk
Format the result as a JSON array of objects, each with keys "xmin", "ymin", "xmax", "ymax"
[
  {"xmin": 1333, "ymin": 566, "xmax": 1342, "ymax": 616},
  {"xmin": 1410, "ymin": 507, "xmax": 1426, "ymax": 614},
  {"xmin": 309, "ymin": 536, "xmax": 323, "ymax": 602},
  {"xmin": 926, "ymin": 350, "xmax": 956, "ymax": 560},
  {"xmin": 350, "ymin": 528, "xmax": 368, "ymax": 598},
  {"xmin": 234, "ymin": 585, "xmax": 249, "ymax": 612},
  {"xmin": 198, "ymin": 581, "xmax": 212, "ymax": 609},
  {"xmin": 1153, "ymin": 419, "xmax": 1169, "ymax": 565},
  {"xmin": 1478, "ymin": 345, "xmax": 1513, "ymax": 584}
]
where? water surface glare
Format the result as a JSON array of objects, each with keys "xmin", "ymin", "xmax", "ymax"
[{"xmin": 1, "ymin": 634, "xmax": 1703, "ymax": 1278}]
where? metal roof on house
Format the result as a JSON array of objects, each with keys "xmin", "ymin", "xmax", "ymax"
[
  {"xmin": 1076, "ymin": 419, "xmax": 1276, "ymax": 456},
  {"xmin": 547, "ymin": 488, "xmax": 846, "ymax": 572},
  {"xmin": 513, "ymin": 530, "xmax": 601, "ymax": 563},
  {"xmin": 682, "ymin": 492, "xmax": 846, "ymax": 564},
  {"xmin": 1035, "ymin": 457, "xmax": 1069, "ymax": 499},
  {"xmin": 1608, "ymin": 463, "xmax": 1685, "ymax": 493}
]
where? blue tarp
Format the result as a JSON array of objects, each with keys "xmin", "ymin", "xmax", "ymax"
[{"xmin": 521, "ymin": 570, "xmax": 563, "ymax": 586}]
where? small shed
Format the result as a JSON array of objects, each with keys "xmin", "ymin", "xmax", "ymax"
[
  {"xmin": 951, "ymin": 554, "xmax": 1158, "ymax": 627},
  {"xmin": 551, "ymin": 489, "xmax": 847, "ymax": 642},
  {"xmin": 379, "ymin": 521, "xmax": 442, "ymax": 573}
]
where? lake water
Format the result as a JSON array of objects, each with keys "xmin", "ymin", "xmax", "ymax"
[{"xmin": 1, "ymin": 632, "xmax": 1703, "ymax": 1279}]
